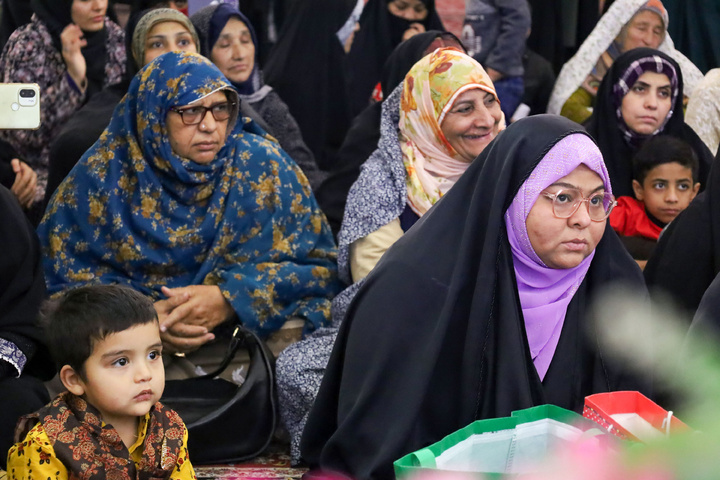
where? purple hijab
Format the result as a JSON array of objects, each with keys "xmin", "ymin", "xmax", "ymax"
[{"xmin": 504, "ymin": 133, "xmax": 612, "ymax": 380}]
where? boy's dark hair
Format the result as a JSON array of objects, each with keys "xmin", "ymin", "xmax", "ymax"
[
  {"xmin": 40, "ymin": 284, "xmax": 158, "ymax": 376},
  {"xmin": 632, "ymin": 136, "xmax": 699, "ymax": 184}
]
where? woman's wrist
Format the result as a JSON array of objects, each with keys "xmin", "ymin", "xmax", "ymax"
[{"xmin": 66, "ymin": 71, "xmax": 87, "ymax": 93}]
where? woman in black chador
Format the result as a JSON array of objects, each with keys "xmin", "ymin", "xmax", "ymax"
[{"xmin": 302, "ymin": 115, "xmax": 651, "ymax": 480}]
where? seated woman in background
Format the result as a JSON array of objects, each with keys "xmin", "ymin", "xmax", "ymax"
[
  {"xmin": 191, "ymin": 3, "xmax": 325, "ymax": 191},
  {"xmin": 585, "ymin": 47, "xmax": 712, "ymax": 199},
  {"xmin": 277, "ymin": 47, "xmax": 502, "ymax": 463},
  {"xmin": 39, "ymin": 52, "xmax": 341, "ymax": 379},
  {"xmin": 315, "ymin": 30, "xmax": 464, "ymax": 237},
  {"xmin": 0, "ymin": 0, "xmax": 125, "ymax": 221},
  {"xmin": 547, "ymin": 0, "xmax": 702, "ymax": 125},
  {"xmin": 302, "ymin": 115, "xmax": 650, "ymax": 480},
  {"xmin": 264, "ymin": 0, "xmax": 358, "ymax": 171},
  {"xmin": 346, "ymin": 0, "xmax": 444, "ymax": 116},
  {"xmin": 343, "ymin": 48, "xmax": 503, "ymax": 282}
]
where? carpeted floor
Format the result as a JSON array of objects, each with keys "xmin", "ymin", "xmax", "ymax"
[
  {"xmin": 0, "ymin": 447, "xmax": 306, "ymax": 480},
  {"xmin": 194, "ymin": 444, "xmax": 307, "ymax": 480}
]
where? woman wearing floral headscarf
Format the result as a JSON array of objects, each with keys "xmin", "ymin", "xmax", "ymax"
[
  {"xmin": 39, "ymin": 51, "xmax": 341, "ymax": 376},
  {"xmin": 276, "ymin": 47, "xmax": 502, "ymax": 463},
  {"xmin": 44, "ymin": 7, "xmax": 202, "ymax": 204},
  {"xmin": 344, "ymin": 47, "xmax": 504, "ymax": 282}
]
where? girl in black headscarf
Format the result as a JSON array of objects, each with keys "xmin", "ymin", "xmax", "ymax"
[
  {"xmin": 315, "ymin": 30, "xmax": 463, "ymax": 236},
  {"xmin": 0, "ymin": 0, "xmax": 126, "ymax": 218},
  {"xmin": 301, "ymin": 115, "xmax": 650, "ymax": 480},
  {"xmin": 585, "ymin": 47, "xmax": 713, "ymax": 198},
  {"xmin": 264, "ymin": 0, "xmax": 358, "ymax": 171},
  {"xmin": 347, "ymin": 0, "xmax": 444, "ymax": 117}
]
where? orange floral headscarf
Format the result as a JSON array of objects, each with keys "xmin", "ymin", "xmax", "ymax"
[{"xmin": 400, "ymin": 47, "xmax": 504, "ymax": 216}]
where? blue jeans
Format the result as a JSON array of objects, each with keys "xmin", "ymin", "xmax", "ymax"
[{"xmin": 493, "ymin": 76, "xmax": 524, "ymax": 121}]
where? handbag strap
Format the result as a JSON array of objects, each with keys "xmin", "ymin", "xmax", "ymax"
[{"xmin": 200, "ymin": 325, "xmax": 257, "ymax": 379}]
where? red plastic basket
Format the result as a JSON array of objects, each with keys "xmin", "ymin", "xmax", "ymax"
[{"xmin": 583, "ymin": 391, "xmax": 689, "ymax": 441}]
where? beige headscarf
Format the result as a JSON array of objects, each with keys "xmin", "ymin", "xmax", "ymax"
[{"xmin": 131, "ymin": 8, "xmax": 200, "ymax": 67}]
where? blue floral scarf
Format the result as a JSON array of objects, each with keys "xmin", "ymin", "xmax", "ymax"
[{"xmin": 39, "ymin": 51, "xmax": 341, "ymax": 337}]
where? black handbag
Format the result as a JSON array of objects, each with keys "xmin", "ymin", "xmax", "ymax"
[{"xmin": 161, "ymin": 324, "xmax": 277, "ymax": 464}]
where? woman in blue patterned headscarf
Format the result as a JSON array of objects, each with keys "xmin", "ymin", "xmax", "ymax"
[{"xmin": 39, "ymin": 51, "xmax": 341, "ymax": 364}]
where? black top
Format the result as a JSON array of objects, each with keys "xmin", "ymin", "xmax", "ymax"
[
  {"xmin": 346, "ymin": 0, "xmax": 444, "ymax": 117},
  {"xmin": 688, "ymin": 272, "xmax": 720, "ymax": 338},
  {"xmin": 522, "ymin": 48, "xmax": 556, "ymax": 116},
  {"xmin": 0, "ymin": 0, "xmax": 33, "ymax": 52},
  {"xmin": 315, "ymin": 30, "xmax": 452, "ymax": 236},
  {"xmin": 302, "ymin": 115, "xmax": 650, "ymax": 480},
  {"xmin": 0, "ymin": 185, "xmax": 51, "ymax": 380},
  {"xmin": 264, "ymin": 0, "xmax": 356, "ymax": 171},
  {"xmin": 585, "ymin": 47, "xmax": 713, "ymax": 198}
]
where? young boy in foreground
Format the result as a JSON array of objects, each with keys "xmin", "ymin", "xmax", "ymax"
[
  {"xmin": 6, "ymin": 284, "xmax": 196, "ymax": 479},
  {"xmin": 609, "ymin": 136, "xmax": 700, "ymax": 268}
]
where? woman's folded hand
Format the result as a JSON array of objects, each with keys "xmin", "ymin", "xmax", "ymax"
[{"xmin": 154, "ymin": 285, "xmax": 235, "ymax": 354}]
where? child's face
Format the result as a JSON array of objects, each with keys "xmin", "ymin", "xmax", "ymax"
[
  {"xmin": 632, "ymin": 162, "xmax": 700, "ymax": 224},
  {"xmin": 71, "ymin": 322, "xmax": 165, "ymax": 429}
]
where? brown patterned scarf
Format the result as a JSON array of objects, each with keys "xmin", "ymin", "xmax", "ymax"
[{"xmin": 15, "ymin": 392, "xmax": 186, "ymax": 480}]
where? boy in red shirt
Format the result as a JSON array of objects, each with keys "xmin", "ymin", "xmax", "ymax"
[{"xmin": 610, "ymin": 136, "xmax": 700, "ymax": 266}]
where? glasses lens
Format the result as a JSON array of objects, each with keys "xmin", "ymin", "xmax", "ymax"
[
  {"xmin": 551, "ymin": 189, "xmax": 580, "ymax": 218},
  {"xmin": 211, "ymin": 103, "xmax": 231, "ymax": 121},
  {"xmin": 587, "ymin": 192, "xmax": 615, "ymax": 220},
  {"xmin": 551, "ymin": 189, "xmax": 614, "ymax": 220},
  {"xmin": 179, "ymin": 107, "xmax": 203, "ymax": 125}
]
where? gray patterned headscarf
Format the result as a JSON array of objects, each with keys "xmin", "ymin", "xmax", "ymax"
[{"xmin": 337, "ymin": 83, "xmax": 406, "ymax": 285}]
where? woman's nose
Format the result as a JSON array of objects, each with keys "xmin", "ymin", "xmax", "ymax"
[
  {"xmin": 199, "ymin": 110, "xmax": 217, "ymax": 131},
  {"xmin": 396, "ymin": 10, "xmax": 414, "ymax": 20},
  {"xmin": 644, "ymin": 93, "xmax": 658, "ymax": 109},
  {"xmin": 569, "ymin": 200, "xmax": 593, "ymax": 227},
  {"xmin": 472, "ymin": 105, "xmax": 494, "ymax": 129},
  {"xmin": 232, "ymin": 43, "xmax": 243, "ymax": 59}
]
